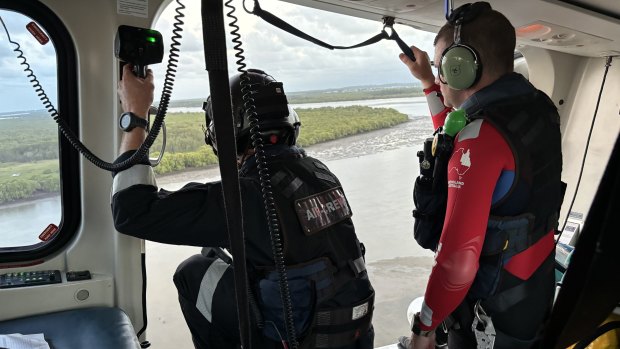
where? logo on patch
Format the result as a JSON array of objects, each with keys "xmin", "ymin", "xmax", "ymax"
[
  {"xmin": 448, "ymin": 148, "xmax": 471, "ymax": 189},
  {"xmin": 449, "ymin": 148, "xmax": 471, "ymax": 179}
]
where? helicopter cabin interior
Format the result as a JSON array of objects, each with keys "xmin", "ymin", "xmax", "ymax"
[{"xmin": 0, "ymin": 0, "xmax": 619, "ymax": 348}]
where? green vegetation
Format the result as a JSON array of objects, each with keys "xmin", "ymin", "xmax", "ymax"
[
  {"xmin": 0, "ymin": 105, "xmax": 408, "ymax": 204},
  {"xmin": 167, "ymin": 85, "xmax": 423, "ymax": 108},
  {"xmin": 288, "ymin": 86, "xmax": 424, "ymax": 104},
  {"xmin": 150, "ymin": 106, "xmax": 408, "ymax": 174},
  {"xmin": 0, "ymin": 116, "xmax": 59, "ymax": 163},
  {"xmin": 0, "ymin": 160, "xmax": 60, "ymax": 203},
  {"xmin": 296, "ymin": 106, "xmax": 407, "ymax": 145}
]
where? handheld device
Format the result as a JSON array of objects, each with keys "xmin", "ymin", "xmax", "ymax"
[
  {"xmin": 114, "ymin": 25, "xmax": 164, "ymax": 78},
  {"xmin": 417, "ymin": 137, "xmax": 435, "ymax": 182}
]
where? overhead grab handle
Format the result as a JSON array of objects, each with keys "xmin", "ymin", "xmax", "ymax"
[
  {"xmin": 246, "ymin": 0, "xmax": 416, "ymax": 60},
  {"xmin": 383, "ymin": 16, "xmax": 416, "ymax": 62}
]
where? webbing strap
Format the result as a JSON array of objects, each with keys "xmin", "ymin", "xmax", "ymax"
[
  {"xmin": 315, "ymin": 257, "xmax": 366, "ymax": 302},
  {"xmin": 253, "ymin": 1, "xmax": 386, "ymax": 50},
  {"xmin": 482, "ymin": 252, "xmax": 554, "ymax": 314},
  {"xmin": 249, "ymin": 0, "xmax": 416, "ymax": 61},
  {"xmin": 201, "ymin": 0, "xmax": 251, "ymax": 347},
  {"xmin": 282, "ymin": 177, "xmax": 304, "ymax": 198},
  {"xmin": 315, "ymin": 292, "xmax": 374, "ymax": 326},
  {"xmin": 310, "ymin": 293, "xmax": 374, "ymax": 348},
  {"xmin": 349, "ymin": 257, "xmax": 366, "ymax": 276}
]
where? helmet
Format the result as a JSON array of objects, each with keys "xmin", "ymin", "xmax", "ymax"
[{"xmin": 203, "ymin": 69, "xmax": 301, "ymax": 155}]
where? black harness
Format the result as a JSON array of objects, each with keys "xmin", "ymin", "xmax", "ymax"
[{"xmin": 253, "ymin": 155, "xmax": 374, "ymax": 348}]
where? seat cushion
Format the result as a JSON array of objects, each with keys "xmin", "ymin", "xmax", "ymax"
[{"xmin": 0, "ymin": 307, "xmax": 140, "ymax": 349}]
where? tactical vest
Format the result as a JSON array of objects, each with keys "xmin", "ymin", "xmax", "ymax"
[
  {"xmin": 467, "ymin": 90, "xmax": 563, "ymax": 300},
  {"xmin": 444, "ymin": 91, "xmax": 563, "ymax": 348},
  {"xmin": 253, "ymin": 154, "xmax": 373, "ymax": 348}
]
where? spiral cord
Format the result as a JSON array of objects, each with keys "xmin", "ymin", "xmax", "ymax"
[
  {"xmin": 226, "ymin": 2, "xmax": 299, "ymax": 348},
  {"xmin": 0, "ymin": 0, "xmax": 185, "ymax": 172}
]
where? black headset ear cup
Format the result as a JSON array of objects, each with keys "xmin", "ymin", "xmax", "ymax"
[{"xmin": 440, "ymin": 44, "xmax": 480, "ymax": 90}]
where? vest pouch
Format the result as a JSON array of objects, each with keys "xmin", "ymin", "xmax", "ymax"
[
  {"xmin": 470, "ymin": 215, "xmax": 533, "ymax": 299},
  {"xmin": 308, "ymin": 291, "xmax": 375, "ymax": 349},
  {"xmin": 258, "ymin": 261, "xmax": 331, "ymax": 342},
  {"xmin": 412, "ymin": 176, "xmax": 447, "ymax": 251}
]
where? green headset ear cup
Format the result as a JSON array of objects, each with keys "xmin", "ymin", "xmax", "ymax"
[{"xmin": 441, "ymin": 46, "xmax": 479, "ymax": 90}]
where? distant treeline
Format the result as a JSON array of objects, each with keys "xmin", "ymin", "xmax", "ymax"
[
  {"xmin": 0, "ymin": 106, "xmax": 408, "ymax": 204},
  {"xmin": 288, "ymin": 86, "xmax": 424, "ymax": 104},
  {"xmin": 167, "ymin": 85, "xmax": 423, "ymax": 108}
]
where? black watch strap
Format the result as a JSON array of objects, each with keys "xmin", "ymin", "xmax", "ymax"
[{"xmin": 411, "ymin": 312, "xmax": 435, "ymax": 337}]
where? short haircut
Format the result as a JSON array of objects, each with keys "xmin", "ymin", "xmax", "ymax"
[{"xmin": 435, "ymin": 8, "xmax": 516, "ymax": 78}]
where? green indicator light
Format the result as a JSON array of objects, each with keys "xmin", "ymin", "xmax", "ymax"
[{"xmin": 146, "ymin": 37, "xmax": 156, "ymax": 43}]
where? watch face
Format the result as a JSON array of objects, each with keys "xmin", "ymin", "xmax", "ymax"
[{"xmin": 120, "ymin": 113, "xmax": 131, "ymax": 130}]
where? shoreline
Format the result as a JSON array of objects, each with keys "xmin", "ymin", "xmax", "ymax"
[
  {"xmin": 0, "ymin": 191, "xmax": 60, "ymax": 209},
  {"xmin": 0, "ymin": 118, "xmax": 419, "ymax": 207}
]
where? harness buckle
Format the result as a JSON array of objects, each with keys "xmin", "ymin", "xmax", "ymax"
[{"xmin": 472, "ymin": 300, "xmax": 496, "ymax": 349}]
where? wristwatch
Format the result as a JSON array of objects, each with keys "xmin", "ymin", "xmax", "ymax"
[
  {"xmin": 411, "ymin": 312, "xmax": 435, "ymax": 337},
  {"xmin": 119, "ymin": 112, "xmax": 148, "ymax": 132}
]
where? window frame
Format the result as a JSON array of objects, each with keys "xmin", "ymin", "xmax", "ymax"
[{"xmin": 0, "ymin": 0, "xmax": 80, "ymax": 263}]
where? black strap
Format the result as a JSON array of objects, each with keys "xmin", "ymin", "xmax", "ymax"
[
  {"xmin": 315, "ymin": 292, "xmax": 374, "ymax": 327},
  {"xmin": 310, "ymin": 293, "xmax": 374, "ymax": 348},
  {"xmin": 481, "ymin": 278, "xmax": 537, "ymax": 313},
  {"xmin": 249, "ymin": 0, "xmax": 415, "ymax": 61},
  {"xmin": 315, "ymin": 257, "xmax": 367, "ymax": 302},
  {"xmin": 482, "ymin": 251, "xmax": 554, "ymax": 313},
  {"xmin": 201, "ymin": 0, "xmax": 252, "ymax": 347}
]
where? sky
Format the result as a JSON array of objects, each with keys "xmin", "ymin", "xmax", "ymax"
[{"xmin": 0, "ymin": 0, "xmax": 436, "ymax": 113}]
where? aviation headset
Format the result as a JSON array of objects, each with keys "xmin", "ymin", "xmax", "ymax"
[
  {"xmin": 439, "ymin": 2, "xmax": 492, "ymax": 90},
  {"xmin": 203, "ymin": 69, "xmax": 301, "ymax": 155}
]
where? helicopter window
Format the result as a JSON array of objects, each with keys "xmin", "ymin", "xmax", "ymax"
[
  {"xmin": 514, "ymin": 50, "xmax": 530, "ymax": 80},
  {"xmin": 0, "ymin": 2, "xmax": 80, "ymax": 262}
]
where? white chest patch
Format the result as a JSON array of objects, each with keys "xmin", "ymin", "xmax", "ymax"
[{"xmin": 448, "ymin": 148, "xmax": 472, "ymax": 188}]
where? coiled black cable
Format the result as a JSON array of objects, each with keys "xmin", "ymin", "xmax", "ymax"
[
  {"xmin": 0, "ymin": 0, "xmax": 185, "ymax": 172},
  {"xmin": 556, "ymin": 56, "xmax": 613, "ymax": 246},
  {"xmin": 225, "ymin": 1, "xmax": 299, "ymax": 348}
]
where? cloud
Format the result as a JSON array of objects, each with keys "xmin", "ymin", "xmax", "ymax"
[
  {"xmin": 149, "ymin": 0, "xmax": 436, "ymax": 100},
  {"xmin": 1, "ymin": 1, "xmax": 437, "ymax": 112},
  {"xmin": 1, "ymin": 11, "xmax": 58, "ymax": 111}
]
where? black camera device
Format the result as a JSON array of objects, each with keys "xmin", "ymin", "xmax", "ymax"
[{"xmin": 114, "ymin": 25, "xmax": 164, "ymax": 78}]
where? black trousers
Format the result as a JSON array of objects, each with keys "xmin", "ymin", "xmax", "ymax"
[{"xmin": 174, "ymin": 254, "xmax": 374, "ymax": 349}]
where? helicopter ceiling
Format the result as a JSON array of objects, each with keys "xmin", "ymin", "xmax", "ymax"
[{"xmin": 281, "ymin": 0, "xmax": 620, "ymax": 57}]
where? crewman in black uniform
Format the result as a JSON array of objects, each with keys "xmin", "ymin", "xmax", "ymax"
[{"xmin": 112, "ymin": 66, "xmax": 375, "ymax": 349}]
